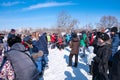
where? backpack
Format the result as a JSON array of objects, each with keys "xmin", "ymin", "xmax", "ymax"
[{"xmin": 5, "ymin": 49, "xmax": 40, "ymax": 80}]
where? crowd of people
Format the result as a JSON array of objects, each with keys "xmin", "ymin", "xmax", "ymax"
[
  {"xmin": 0, "ymin": 26, "xmax": 120, "ymax": 80},
  {"xmin": 0, "ymin": 29, "xmax": 49, "ymax": 80}
]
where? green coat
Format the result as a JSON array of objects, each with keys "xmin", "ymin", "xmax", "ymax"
[
  {"xmin": 47, "ymin": 35, "xmax": 51, "ymax": 42},
  {"xmin": 80, "ymin": 33, "xmax": 87, "ymax": 47}
]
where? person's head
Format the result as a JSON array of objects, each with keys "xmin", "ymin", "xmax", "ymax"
[
  {"xmin": 7, "ymin": 35, "xmax": 21, "ymax": 47},
  {"xmin": 31, "ymin": 32, "xmax": 36, "ymax": 38},
  {"xmin": 98, "ymin": 33, "xmax": 110, "ymax": 44},
  {"xmin": 35, "ymin": 31, "xmax": 40, "ymax": 38},
  {"xmin": 72, "ymin": 33, "xmax": 77, "ymax": 38},
  {"xmin": 10, "ymin": 29, "xmax": 16, "ymax": 34},
  {"xmin": 111, "ymin": 27, "xmax": 118, "ymax": 35},
  {"xmin": 82, "ymin": 30, "xmax": 86, "ymax": 34},
  {"xmin": 96, "ymin": 32, "xmax": 102, "ymax": 38},
  {"xmin": 23, "ymin": 35, "xmax": 32, "ymax": 44}
]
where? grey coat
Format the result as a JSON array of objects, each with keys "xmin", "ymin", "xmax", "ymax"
[{"xmin": 6, "ymin": 43, "xmax": 39, "ymax": 80}]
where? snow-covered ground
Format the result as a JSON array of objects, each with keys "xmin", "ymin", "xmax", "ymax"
[{"xmin": 42, "ymin": 47, "xmax": 93, "ymax": 80}]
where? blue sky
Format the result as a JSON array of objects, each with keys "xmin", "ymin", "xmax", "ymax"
[{"xmin": 0, "ymin": 0, "xmax": 120, "ymax": 30}]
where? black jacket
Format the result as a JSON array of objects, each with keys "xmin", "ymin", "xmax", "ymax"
[
  {"xmin": 110, "ymin": 50, "xmax": 120, "ymax": 80},
  {"xmin": 93, "ymin": 42, "xmax": 112, "ymax": 80}
]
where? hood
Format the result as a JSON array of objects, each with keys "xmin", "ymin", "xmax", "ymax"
[{"xmin": 11, "ymin": 43, "xmax": 26, "ymax": 52}]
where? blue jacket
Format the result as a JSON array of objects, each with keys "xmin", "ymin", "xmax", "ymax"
[
  {"xmin": 111, "ymin": 34, "xmax": 120, "ymax": 57},
  {"xmin": 38, "ymin": 33, "xmax": 48, "ymax": 55},
  {"xmin": 32, "ymin": 40, "xmax": 39, "ymax": 53},
  {"xmin": 65, "ymin": 34, "xmax": 71, "ymax": 42},
  {"xmin": 7, "ymin": 33, "xmax": 15, "ymax": 39}
]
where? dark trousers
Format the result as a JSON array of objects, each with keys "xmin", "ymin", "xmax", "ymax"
[
  {"xmin": 89, "ymin": 64, "xmax": 93, "ymax": 75},
  {"xmin": 69, "ymin": 53, "xmax": 78, "ymax": 66},
  {"xmin": 108, "ymin": 60, "xmax": 112, "ymax": 79},
  {"xmin": 92, "ymin": 62, "xmax": 109, "ymax": 80}
]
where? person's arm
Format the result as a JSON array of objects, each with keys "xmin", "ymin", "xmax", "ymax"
[
  {"xmin": 24, "ymin": 42, "xmax": 33, "ymax": 48},
  {"xmin": 69, "ymin": 41, "xmax": 73, "ymax": 48}
]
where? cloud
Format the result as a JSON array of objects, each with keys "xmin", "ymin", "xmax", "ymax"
[
  {"xmin": 22, "ymin": 2, "xmax": 75, "ymax": 11},
  {"xmin": 1, "ymin": 1, "xmax": 24, "ymax": 7}
]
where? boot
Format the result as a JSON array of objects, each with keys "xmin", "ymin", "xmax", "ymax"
[
  {"xmin": 81, "ymin": 54, "xmax": 85, "ymax": 58},
  {"xmin": 74, "ymin": 63, "xmax": 77, "ymax": 67}
]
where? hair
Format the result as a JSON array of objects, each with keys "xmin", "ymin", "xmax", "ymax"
[
  {"xmin": 72, "ymin": 33, "xmax": 77, "ymax": 38},
  {"xmin": 111, "ymin": 27, "xmax": 118, "ymax": 33},
  {"xmin": 7, "ymin": 35, "xmax": 21, "ymax": 47}
]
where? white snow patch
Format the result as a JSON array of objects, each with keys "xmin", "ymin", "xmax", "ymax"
[{"xmin": 43, "ymin": 46, "xmax": 92, "ymax": 80}]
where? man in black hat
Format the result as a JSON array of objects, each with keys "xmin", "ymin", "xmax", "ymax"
[
  {"xmin": 110, "ymin": 27, "xmax": 119, "ymax": 56},
  {"xmin": 8, "ymin": 29, "xmax": 16, "ymax": 39}
]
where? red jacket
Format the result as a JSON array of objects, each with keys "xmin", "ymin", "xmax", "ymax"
[
  {"xmin": 58, "ymin": 37, "xmax": 63, "ymax": 45},
  {"xmin": 90, "ymin": 33, "xmax": 94, "ymax": 45},
  {"xmin": 51, "ymin": 34, "xmax": 55, "ymax": 43}
]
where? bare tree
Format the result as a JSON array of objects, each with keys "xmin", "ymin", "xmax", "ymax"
[
  {"xmin": 83, "ymin": 23, "xmax": 93, "ymax": 31},
  {"xmin": 57, "ymin": 11, "xmax": 79, "ymax": 33},
  {"xmin": 69, "ymin": 19, "xmax": 79, "ymax": 29},
  {"xmin": 57, "ymin": 11, "xmax": 71, "ymax": 28},
  {"xmin": 97, "ymin": 16, "xmax": 118, "ymax": 29}
]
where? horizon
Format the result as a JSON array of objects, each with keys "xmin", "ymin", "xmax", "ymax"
[{"xmin": 0, "ymin": 0, "xmax": 120, "ymax": 30}]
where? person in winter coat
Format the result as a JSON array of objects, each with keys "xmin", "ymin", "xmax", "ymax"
[
  {"xmin": 7, "ymin": 35, "xmax": 39, "ymax": 80},
  {"xmin": 89, "ymin": 32, "xmax": 95, "ymax": 46},
  {"xmin": 31, "ymin": 32, "xmax": 44, "ymax": 75},
  {"xmin": 39, "ymin": 33, "xmax": 49, "ymax": 68},
  {"xmin": 65, "ymin": 34, "xmax": 71, "ymax": 46},
  {"xmin": 80, "ymin": 31, "xmax": 88, "ymax": 57},
  {"xmin": 7, "ymin": 29, "xmax": 16, "ymax": 39},
  {"xmin": 68, "ymin": 33, "xmax": 80, "ymax": 67},
  {"xmin": 51, "ymin": 33, "xmax": 57, "ymax": 49},
  {"xmin": 109, "ymin": 27, "xmax": 120, "ymax": 76},
  {"xmin": 92, "ymin": 32, "xmax": 111, "ymax": 80},
  {"xmin": 51, "ymin": 33, "xmax": 56, "ymax": 43},
  {"xmin": 110, "ymin": 50, "xmax": 120, "ymax": 80},
  {"xmin": 57, "ymin": 35, "xmax": 64, "ymax": 50},
  {"xmin": 110, "ymin": 27, "xmax": 120, "ymax": 58},
  {"xmin": 89, "ymin": 32, "xmax": 101, "ymax": 75}
]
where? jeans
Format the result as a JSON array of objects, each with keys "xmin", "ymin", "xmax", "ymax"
[
  {"xmin": 36, "ymin": 57, "xmax": 43, "ymax": 72},
  {"xmin": 42, "ymin": 54, "xmax": 49, "ymax": 67}
]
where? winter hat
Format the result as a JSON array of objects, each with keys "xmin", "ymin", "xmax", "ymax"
[
  {"xmin": 96, "ymin": 32, "xmax": 102, "ymax": 38},
  {"xmin": 98, "ymin": 33, "xmax": 110, "ymax": 41},
  {"xmin": 111, "ymin": 27, "xmax": 118, "ymax": 33},
  {"xmin": 11, "ymin": 29, "xmax": 16, "ymax": 32},
  {"xmin": 72, "ymin": 33, "xmax": 77, "ymax": 38}
]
